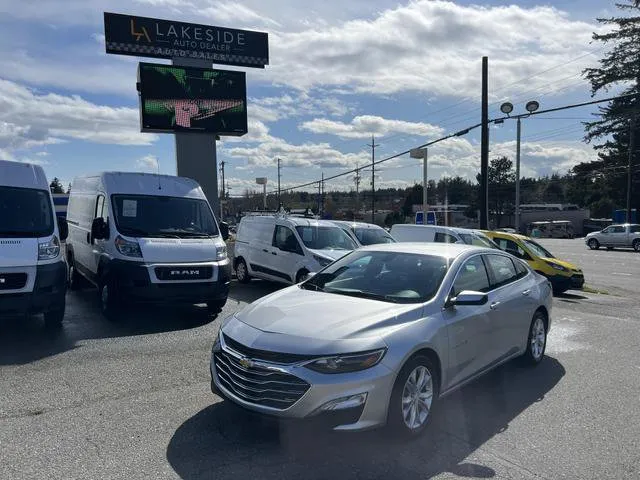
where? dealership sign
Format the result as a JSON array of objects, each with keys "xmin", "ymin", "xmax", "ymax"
[{"xmin": 103, "ymin": 12, "xmax": 269, "ymax": 68}]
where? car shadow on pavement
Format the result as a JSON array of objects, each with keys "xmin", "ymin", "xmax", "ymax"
[
  {"xmin": 166, "ymin": 357, "xmax": 565, "ymax": 480},
  {"xmin": 0, "ymin": 288, "xmax": 215, "ymax": 366}
]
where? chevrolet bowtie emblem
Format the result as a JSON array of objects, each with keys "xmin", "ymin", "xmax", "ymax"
[{"xmin": 239, "ymin": 357, "xmax": 253, "ymax": 369}]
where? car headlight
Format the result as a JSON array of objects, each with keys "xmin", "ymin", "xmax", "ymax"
[
  {"xmin": 38, "ymin": 236, "xmax": 60, "ymax": 260},
  {"xmin": 305, "ymin": 348, "xmax": 387, "ymax": 374},
  {"xmin": 545, "ymin": 261, "xmax": 567, "ymax": 272},
  {"xmin": 216, "ymin": 245, "xmax": 227, "ymax": 261},
  {"xmin": 115, "ymin": 235, "xmax": 142, "ymax": 257},
  {"xmin": 313, "ymin": 254, "xmax": 333, "ymax": 267}
]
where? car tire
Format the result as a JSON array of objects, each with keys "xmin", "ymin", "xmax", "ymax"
[
  {"xmin": 207, "ymin": 298, "xmax": 227, "ymax": 314},
  {"xmin": 100, "ymin": 278, "xmax": 121, "ymax": 321},
  {"xmin": 587, "ymin": 238, "xmax": 599, "ymax": 250},
  {"xmin": 44, "ymin": 305, "xmax": 65, "ymax": 329},
  {"xmin": 388, "ymin": 355, "xmax": 439, "ymax": 438},
  {"xmin": 235, "ymin": 258, "xmax": 250, "ymax": 284},
  {"xmin": 633, "ymin": 239, "xmax": 640, "ymax": 252},
  {"xmin": 295, "ymin": 269, "xmax": 310, "ymax": 283},
  {"xmin": 521, "ymin": 311, "xmax": 547, "ymax": 366},
  {"xmin": 68, "ymin": 255, "xmax": 83, "ymax": 290}
]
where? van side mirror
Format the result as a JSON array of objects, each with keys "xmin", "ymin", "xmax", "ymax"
[
  {"xmin": 91, "ymin": 217, "xmax": 108, "ymax": 241},
  {"xmin": 57, "ymin": 216, "xmax": 68, "ymax": 242},
  {"xmin": 219, "ymin": 221, "xmax": 229, "ymax": 241},
  {"xmin": 449, "ymin": 290, "xmax": 488, "ymax": 307}
]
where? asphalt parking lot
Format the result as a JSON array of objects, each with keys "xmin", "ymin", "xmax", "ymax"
[{"xmin": 1, "ymin": 239, "xmax": 640, "ymax": 479}]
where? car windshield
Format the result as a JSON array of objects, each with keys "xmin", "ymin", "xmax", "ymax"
[
  {"xmin": 295, "ymin": 225, "xmax": 357, "ymax": 250},
  {"xmin": 301, "ymin": 250, "xmax": 449, "ymax": 304},
  {"xmin": 0, "ymin": 186, "xmax": 54, "ymax": 238},
  {"xmin": 459, "ymin": 232, "xmax": 499, "ymax": 249},
  {"xmin": 111, "ymin": 194, "xmax": 219, "ymax": 238},
  {"xmin": 354, "ymin": 227, "xmax": 396, "ymax": 245},
  {"xmin": 522, "ymin": 239, "xmax": 554, "ymax": 258}
]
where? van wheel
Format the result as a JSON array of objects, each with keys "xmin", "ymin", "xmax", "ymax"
[
  {"xmin": 100, "ymin": 279, "xmax": 121, "ymax": 321},
  {"xmin": 68, "ymin": 256, "xmax": 82, "ymax": 290},
  {"xmin": 236, "ymin": 259, "xmax": 250, "ymax": 284},
  {"xmin": 295, "ymin": 269, "xmax": 310, "ymax": 283},
  {"xmin": 44, "ymin": 305, "xmax": 65, "ymax": 329},
  {"xmin": 207, "ymin": 298, "xmax": 227, "ymax": 314}
]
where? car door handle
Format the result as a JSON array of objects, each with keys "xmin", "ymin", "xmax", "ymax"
[
  {"xmin": 521, "ymin": 289, "xmax": 531, "ymax": 296},
  {"xmin": 262, "ymin": 249, "xmax": 269, "ymax": 253},
  {"xmin": 271, "ymin": 251, "xmax": 277, "ymax": 255},
  {"xmin": 490, "ymin": 301, "xmax": 500, "ymax": 310}
]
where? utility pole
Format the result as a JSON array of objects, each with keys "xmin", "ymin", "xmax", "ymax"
[
  {"xmin": 480, "ymin": 56, "xmax": 489, "ymax": 229},
  {"xmin": 320, "ymin": 172, "xmax": 325, "ymax": 217},
  {"xmin": 354, "ymin": 164, "xmax": 361, "ymax": 220},
  {"xmin": 628, "ymin": 115, "xmax": 636, "ymax": 224},
  {"xmin": 515, "ymin": 117, "xmax": 522, "ymax": 233},
  {"xmin": 277, "ymin": 157, "xmax": 281, "ymax": 208},
  {"xmin": 422, "ymin": 149, "xmax": 428, "ymax": 221},
  {"xmin": 368, "ymin": 135, "xmax": 379, "ymax": 224},
  {"xmin": 219, "ymin": 160, "xmax": 226, "ymax": 220}
]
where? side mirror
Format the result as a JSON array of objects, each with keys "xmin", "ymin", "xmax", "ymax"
[
  {"xmin": 57, "ymin": 216, "xmax": 68, "ymax": 242},
  {"xmin": 219, "ymin": 221, "xmax": 229, "ymax": 241},
  {"xmin": 91, "ymin": 217, "xmax": 107, "ymax": 241},
  {"xmin": 450, "ymin": 290, "xmax": 488, "ymax": 307}
]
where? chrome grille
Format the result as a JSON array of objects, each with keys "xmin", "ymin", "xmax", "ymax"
[{"xmin": 214, "ymin": 349, "xmax": 310, "ymax": 410}]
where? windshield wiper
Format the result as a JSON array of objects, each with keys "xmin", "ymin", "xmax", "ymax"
[
  {"xmin": 299, "ymin": 282, "xmax": 323, "ymax": 292},
  {"xmin": 324, "ymin": 288, "xmax": 400, "ymax": 303}
]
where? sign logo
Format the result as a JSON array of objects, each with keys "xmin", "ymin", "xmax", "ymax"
[
  {"xmin": 170, "ymin": 269, "xmax": 200, "ymax": 276},
  {"xmin": 239, "ymin": 357, "xmax": 253, "ymax": 369},
  {"xmin": 130, "ymin": 19, "xmax": 151, "ymax": 42}
]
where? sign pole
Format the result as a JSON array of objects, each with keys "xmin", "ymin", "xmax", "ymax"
[{"xmin": 422, "ymin": 149, "xmax": 428, "ymax": 223}]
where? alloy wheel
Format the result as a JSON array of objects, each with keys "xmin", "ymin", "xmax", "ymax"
[
  {"xmin": 530, "ymin": 317, "xmax": 546, "ymax": 361},
  {"xmin": 401, "ymin": 365, "xmax": 433, "ymax": 430}
]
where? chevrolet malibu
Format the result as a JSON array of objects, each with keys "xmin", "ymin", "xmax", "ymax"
[{"xmin": 210, "ymin": 243, "xmax": 552, "ymax": 436}]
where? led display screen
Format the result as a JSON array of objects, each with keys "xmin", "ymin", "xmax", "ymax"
[{"xmin": 138, "ymin": 62, "xmax": 247, "ymax": 136}]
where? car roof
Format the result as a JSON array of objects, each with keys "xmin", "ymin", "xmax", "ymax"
[
  {"xmin": 482, "ymin": 230, "xmax": 531, "ymax": 241},
  {"xmin": 358, "ymin": 242, "xmax": 494, "ymax": 259},
  {"xmin": 331, "ymin": 220, "xmax": 384, "ymax": 230},
  {"xmin": 283, "ymin": 217, "xmax": 340, "ymax": 227}
]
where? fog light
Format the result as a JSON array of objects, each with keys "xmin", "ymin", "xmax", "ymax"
[{"xmin": 319, "ymin": 393, "xmax": 367, "ymax": 411}]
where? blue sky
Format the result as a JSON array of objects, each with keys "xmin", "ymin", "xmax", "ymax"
[{"xmin": 0, "ymin": 0, "xmax": 626, "ymax": 196}]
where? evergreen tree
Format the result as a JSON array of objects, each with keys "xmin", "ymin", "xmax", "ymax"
[{"xmin": 582, "ymin": 0, "xmax": 640, "ymax": 213}]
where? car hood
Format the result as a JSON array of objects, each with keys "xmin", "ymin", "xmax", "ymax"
[
  {"xmin": 308, "ymin": 248, "xmax": 350, "ymax": 261},
  {"xmin": 232, "ymin": 285, "xmax": 424, "ymax": 348},
  {"xmin": 137, "ymin": 237, "xmax": 221, "ymax": 263},
  {"xmin": 542, "ymin": 257, "xmax": 580, "ymax": 272},
  {"xmin": 0, "ymin": 238, "xmax": 38, "ymax": 267}
]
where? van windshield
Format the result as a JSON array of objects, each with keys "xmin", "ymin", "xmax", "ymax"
[
  {"xmin": 295, "ymin": 225, "xmax": 357, "ymax": 251},
  {"xmin": 0, "ymin": 186, "xmax": 54, "ymax": 238},
  {"xmin": 354, "ymin": 227, "xmax": 396, "ymax": 245},
  {"xmin": 111, "ymin": 195, "xmax": 219, "ymax": 238},
  {"xmin": 458, "ymin": 232, "xmax": 500, "ymax": 249}
]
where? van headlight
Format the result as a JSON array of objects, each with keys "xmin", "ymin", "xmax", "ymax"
[
  {"xmin": 38, "ymin": 236, "xmax": 60, "ymax": 260},
  {"xmin": 545, "ymin": 261, "xmax": 567, "ymax": 272},
  {"xmin": 305, "ymin": 348, "xmax": 387, "ymax": 374},
  {"xmin": 216, "ymin": 245, "xmax": 227, "ymax": 261},
  {"xmin": 313, "ymin": 254, "xmax": 333, "ymax": 267},
  {"xmin": 115, "ymin": 235, "xmax": 142, "ymax": 257}
]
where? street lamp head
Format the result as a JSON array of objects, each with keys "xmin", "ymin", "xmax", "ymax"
[
  {"xmin": 500, "ymin": 102, "xmax": 514, "ymax": 115},
  {"xmin": 525, "ymin": 100, "xmax": 540, "ymax": 113}
]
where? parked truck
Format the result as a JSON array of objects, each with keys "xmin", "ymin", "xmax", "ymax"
[{"xmin": 584, "ymin": 223, "xmax": 640, "ymax": 252}]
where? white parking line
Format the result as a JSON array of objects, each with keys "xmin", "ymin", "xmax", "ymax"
[{"xmin": 611, "ymin": 273, "xmax": 633, "ymax": 276}]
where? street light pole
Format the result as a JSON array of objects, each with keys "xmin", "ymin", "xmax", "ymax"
[{"xmin": 515, "ymin": 117, "xmax": 522, "ymax": 233}]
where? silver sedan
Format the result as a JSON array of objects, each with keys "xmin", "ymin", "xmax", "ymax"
[{"xmin": 210, "ymin": 243, "xmax": 553, "ymax": 436}]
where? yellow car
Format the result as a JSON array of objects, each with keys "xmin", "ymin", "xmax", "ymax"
[{"xmin": 483, "ymin": 230, "xmax": 584, "ymax": 294}]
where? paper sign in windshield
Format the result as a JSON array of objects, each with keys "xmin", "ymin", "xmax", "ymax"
[{"xmin": 122, "ymin": 200, "xmax": 138, "ymax": 217}]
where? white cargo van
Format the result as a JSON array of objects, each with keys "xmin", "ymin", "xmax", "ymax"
[
  {"xmin": 0, "ymin": 160, "xmax": 68, "ymax": 328},
  {"xmin": 66, "ymin": 172, "xmax": 230, "ymax": 319},
  {"xmin": 234, "ymin": 213, "xmax": 357, "ymax": 284},
  {"xmin": 390, "ymin": 224, "xmax": 499, "ymax": 249}
]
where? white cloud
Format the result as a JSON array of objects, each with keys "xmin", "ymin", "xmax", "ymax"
[
  {"xmin": 136, "ymin": 154, "xmax": 159, "ymax": 172},
  {"xmin": 249, "ymin": 93, "xmax": 350, "ymax": 123},
  {"xmin": 0, "ymin": 79, "xmax": 157, "ymax": 160},
  {"xmin": 301, "ymin": 115, "xmax": 444, "ymax": 139}
]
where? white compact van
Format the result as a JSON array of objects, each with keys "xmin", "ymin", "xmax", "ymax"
[
  {"xmin": 234, "ymin": 213, "xmax": 357, "ymax": 284},
  {"xmin": 390, "ymin": 224, "xmax": 499, "ymax": 249},
  {"xmin": 66, "ymin": 172, "xmax": 230, "ymax": 318},
  {"xmin": 330, "ymin": 220, "xmax": 396, "ymax": 246},
  {"xmin": 0, "ymin": 160, "xmax": 68, "ymax": 328}
]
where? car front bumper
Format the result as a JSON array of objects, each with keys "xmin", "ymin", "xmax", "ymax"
[
  {"xmin": 546, "ymin": 272, "xmax": 584, "ymax": 291},
  {"xmin": 209, "ymin": 334, "xmax": 396, "ymax": 432}
]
